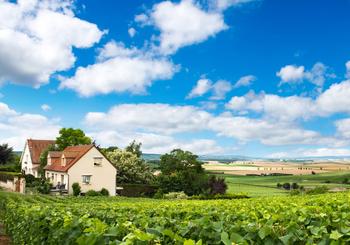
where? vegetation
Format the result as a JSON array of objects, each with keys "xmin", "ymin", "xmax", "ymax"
[
  {"xmin": 157, "ymin": 149, "xmax": 209, "ymax": 196},
  {"xmin": 55, "ymin": 128, "xmax": 92, "ymax": 150},
  {"xmin": 0, "ymin": 143, "xmax": 20, "ymax": 173},
  {"xmin": 0, "ymin": 144, "xmax": 13, "ymax": 165},
  {"xmin": 72, "ymin": 182, "xmax": 81, "ymax": 196},
  {"xmin": 1, "ymin": 191, "xmax": 350, "ymax": 244},
  {"xmin": 38, "ymin": 144, "xmax": 59, "ymax": 177}
]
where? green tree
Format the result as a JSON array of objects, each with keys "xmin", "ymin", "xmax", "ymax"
[
  {"xmin": 125, "ymin": 140, "xmax": 142, "ymax": 158},
  {"xmin": 56, "ymin": 128, "xmax": 92, "ymax": 150},
  {"xmin": 106, "ymin": 149, "xmax": 154, "ymax": 184},
  {"xmin": 157, "ymin": 149, "xmax": 208, "ymax": 196},
  {"xmin": 0, "ymin": 144, "xmax": 13, "ymax": 165}
]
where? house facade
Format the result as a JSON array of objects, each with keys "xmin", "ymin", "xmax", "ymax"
[
  {"xmin": 20, "ymin": 139, "xmax": 56, "ymax": 177},
  {"xmin": 44, "ymin": 145, "xmax": 117, "ymax": 196}
]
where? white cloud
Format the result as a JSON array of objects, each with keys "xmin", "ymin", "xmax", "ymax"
[
  {"xmin": 41, "ymin": 104, "xmax": 51, "ymax": 111},
  {"xmin": 276, "ymin": 65, "xmax": 305, "ymax": 84},
  {"xmin": 211, "ymin": 0, "xmax": 255, "ymax": 11},
  {"xmin": 277, "ymin": 62, "xmax": 332, "ymax": 89},
  {"xmin": 346, "ymin": 61, "xmax": 350, "ymax": 79},
  {"xmin": 128, "ymin": 27, "xmax": 136, "ymax": 37},
  {"xmin": 60, "ymin": 41, "xmax": 178, "ymax": 97},
  {"xmin": 335, "ymin": 118, "xmax": 350, "ymax": 139},
  {"xmin": 139, "ymin": 0, "xmax": 227, "ymax": 55},
  {"xmin": 234, "ymin": 75, "xmax": 256, "ymax": 88},
  {"xmin": 187, "ymin": 78, "xmax": 212, "ymax": 98},
  {"xmin": 0, "ymin": 0, "xmax": 104, "ymax": 87},
  {"xmin": 0, "ymin": 102, "xmax": 60, "ymax": 149},
  {"xmin": 210, "ymin": 80, "xmax": 232, "ymax": 100},
  {"xmin": 300, "ymin": 148, "xmax": 350, "ymax": 157}
]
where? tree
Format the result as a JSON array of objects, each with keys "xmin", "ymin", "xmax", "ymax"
[
  {"xmin": 208, "ymin": 175, "xmax": 227, "ymax": 195},
  {"xmin": 106, "ymin": 149, "xmax": 154, "ymax": 184},
  {"xmin": 0, "ymin": 144, "xmax": 14, "ymax": 165},
  {"xmin": 56, "ymin": 128, "xmax": 92, "ymax": 150},
  {"xmin": 157, "ymin": 149, "xmax": 208, "ymax": 196},
  {"xmin": 125, "ymin": 140, "xmax": 142, "ymax": 158}
]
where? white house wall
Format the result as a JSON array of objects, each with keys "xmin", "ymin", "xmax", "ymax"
[
  {"xmin": 67, "ymin": 147, "xmax": 117, "ymax": 196},
  {"xmin": 20, "ymin": 143, "xmax": 34, "ymax": 176}
]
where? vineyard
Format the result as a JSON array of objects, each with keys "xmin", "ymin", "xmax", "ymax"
[{"xmin": 1, "ymin": 192, "xmax": 350, "ymax": 244}]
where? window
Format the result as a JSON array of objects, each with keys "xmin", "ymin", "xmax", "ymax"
[
  {"xmin": 82, "ymin": 175, "xmax": 91, "ymax": 184},
  {"xmin": 93, "ymin": 157, "xmax": 103, "ymax": 166}
]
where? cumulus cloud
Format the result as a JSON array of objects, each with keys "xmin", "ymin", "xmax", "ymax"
[
  {"xmin": 226, "ymin": 79, "xmax": 350, "ymax": 122},
  {"xmin": 128, "ymin": 27, "xmax": 136, "ymax": 37},
  {"xmin": 187, "ymin": 78, "xmax": 212, "ymax": 98},
  {"xmin": 210, "ymin": 80, "xmax": 232, "ymax": 100},
  {"xmin": 137, "ymin": 0, "xmax": 227, "ymax": 55},
  {"xmin": 277, "ymin": 62, "xmax": 331, "ymax": 89},
  {"xmin": 0, "ymin": 0, "xmax": 104, "ymax": 87},
  {"xmin": 210, "ymin": 0, "xmax": 255, "ymax": 11},
  {"xmin": 84, "ymin": 103, "xmax": 338, "ymax": 148},
  {"xmin": 41, "ymin": 104, "xmax": 51, "ymax": 111},
  {"xmin": 233, "ymin": 75, "xmax": 256, "ymax": 88},
  {"xmin": 60, "ymin": 41, "xmax": 178, "ymax": 97},
  {"xmin": 0, "ymin": 102, "xmax": 60, "ymax": 149},
  {"xmin": 346, "ymin": 61, "xmax": 350, "ymax": 79}
]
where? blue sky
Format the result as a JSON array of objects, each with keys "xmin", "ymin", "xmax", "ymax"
[{"xmin": 1, "ymin": 0, "xmax": 350, "ymax": 157}]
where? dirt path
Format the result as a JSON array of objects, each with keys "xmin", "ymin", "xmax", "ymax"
[{"xmin": 0, "ymin": 223, "xmax": 10, "ymax": 245}]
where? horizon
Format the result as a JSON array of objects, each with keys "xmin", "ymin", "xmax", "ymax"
[{"xmin": 1, "ymin": 0, "xmax": 350, "ymax": 158}]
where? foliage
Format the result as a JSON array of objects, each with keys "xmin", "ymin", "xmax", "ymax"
[
  {"xmin": 157, "ymin": 149, "xmax": 208, "ymax": 196},
  {"xmin": 190, "ymin": 193, "xmax": 249, "ymax": 200},
  {"xmin": 39, "ymin": 144, "xmax": 59, "ymax": 178},
  {"xmin": 2, "ymin": 192, "xmax": 350, "ymax": 244},
  {"xmin": 24, "ymin": 174, "xmax": 36, "ymax": 185},
  {"xmin": 125, "ymin": 140, "xmax": 142, "ymax": 158},
  {"xmin": 36, "ymin": 179, "xmax": 52, "ymax": 194},
  {"xmin": 56, "ymin": 128, "xmax": 92, "ymax": 150},
  {"xmin": 207, "ymin": 175, "xmax": 227, "ymax": 195},
  {"xmin": 0, "ymin": 144, "xmax": 14, "ymax": 165},
  {"xmin": 100, "ymin": 188, "xmax": 109, "ymax": 196},
  {"xmin": 117, "ymin": 184, "xmax": 158, "ymax": 197},
  {"xmin": 306, "ymin": 186, "xmax": 329, "ymax": 195},
  {"xmin": 106, "ymin": 149, "xmax": 154, "ymax": 184},
  {"xmin": 85, "ymin": 190, "xmax": 102, "ymax": 196},
  {"xmin": 163, "ymin": 191, "xmax": 188, "ymax": 199},
  {"xmin": 72, "ymin": 182, "xmax": 81, "ymax": 196},
  {"xmin": 0, "ymin": 162, "xmax": 21, "ymax": 173}
]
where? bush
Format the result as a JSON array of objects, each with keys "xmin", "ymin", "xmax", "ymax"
[
  {"xmin": 342, "ymin": 178, "xmax": 349, "ymax": 184},
  {"xmin": 0, "ymin": 164, "xmax": 20, "ymax": 173},
  {"xmin": 72, "ymin": 183, "xmax": 81, "ymax": 196},
  {"xmin": 207, "ymin": 175, "xmax": 227, "ymax": 195},
  {"xmin": 163, "ymin": 191, "xmax": 188, "ymax": 199},
  {"xmin": 276, "ymin": 183, "xmax": 282, "ymax": 188},
  {"xmin": 36, "ymin": 179, "xmax": 52, "ymax": 194},
  {"xmin": 291, "ymin": 182, "xmax": 299, "ymax": 190},
  {"xmin": 100, "ymin": 188, "xmax": 109, "ymax": 196},
  {"xmin": 282, "ymin": 182, "xmax": 291, "ymax": 190},
  {"xmin": 290, "ymin": 189, "xmax": 302, "ymax": 196},
  {"xmin": 85, "ymin": 190, "xmax": 102, "ymax": 197},
  {"xmin": 306, "ymin": 186, "xmax": 329, "ymax": 195},
  {"xmin": 117, "ymin": 184, "xmax": 158, "ymax": 197},
  {"xmin": 24, "ymin": 174, "xmax": 37, "ymax": 187}
]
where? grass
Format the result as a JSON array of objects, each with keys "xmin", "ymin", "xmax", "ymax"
[{"xmin": 222, "ymin": 171, "xmax": 350, "ymax": 197}]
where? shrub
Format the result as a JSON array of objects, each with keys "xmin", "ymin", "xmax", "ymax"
[
  {"xmin": 207, "ymin": 175, "xmax": 227, "ymax": 195},
  {"xmin": 100, "ymin": 188, "xmax": 109, "ymax": 196},
  {"xmin": 290, "ymin": 189, "xmax": 302, "ymax": 196},
  {"xmin": 282, "ymin": 182, "xmax": 291, "ymax": 190},
  {"xmin": 117, "ymin": 184, "xmax": 158, "ymax": 197},
  {"xmin": 291, "ymin": 182, "xmax": 299, "ymax": 190},
  {"xmin": 72, "ymin": 183, "xmax": 81, "ymax": 196},
  {"xmin": 36, "ymin": 179, "xmax": 52, "ymax": 194},
  {"xmin": 306, "ymin": 186, "xmax": 329, "ymax": 195},
  {"xmin": 190, "ymin": 193, "xmax": 249, "ymax": 200},
  {"xmin": 163, "ymin": 191, "xmax": 188, "ymax": 199},
  {"xmin": 276, "ymin": 183, "xmax": 282, "ymax": 188},
  {"xmin": 342, "ymin": 178, "xmax": 349, "ymax": 184},
  {"xmin": 85, "ymin": 190, "xmax": 102, "ymax": 196},
  {"xmin": 24, "ymin": 174, "xmax": 36, "ymax": 184}
]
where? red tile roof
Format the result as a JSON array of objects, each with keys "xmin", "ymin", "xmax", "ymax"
[
  {"xmin": 44, "ymin": 145, "xmax": 94, "ymax": 172},
  {"xmin": 27, "ymin": 139, "xmax": 56, "ymax": 164}
]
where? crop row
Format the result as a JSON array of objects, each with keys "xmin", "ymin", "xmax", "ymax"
[{"xmin": 1, "ymin": 192, "xmax": 350, "ymax": 244}]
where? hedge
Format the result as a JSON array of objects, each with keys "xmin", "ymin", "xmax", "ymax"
[{"xmin": 117, "ymin": 184, "xmax": 158, "ymax": 197}]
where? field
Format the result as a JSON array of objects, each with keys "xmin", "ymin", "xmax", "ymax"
[
  {"xmin": 1, "ymin": 191, "xmax": 350, "ymax": 244},
  {"xmin": 224, "ymin": 171, "xmax": 350, "ymax": 197}
]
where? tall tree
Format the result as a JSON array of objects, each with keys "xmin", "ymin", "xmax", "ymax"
[
  {"xmin": 56, "ymin": 128, "xmax": 92, "ymax": 150},
  {"xmin": 125, "ymin": 140, "xmax": 142, "ymax": 158},
  {"xmin": 157, "ymin": 149, "xmax": 208, "ymax": 196},
  {"xmin": 0, "ymin": 144, "xmax": 13, "ymax": 165}
]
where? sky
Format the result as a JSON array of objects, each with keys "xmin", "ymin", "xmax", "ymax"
[{"xmin": 1, "ymin": 0, "xmax": 350, "ymax": 157}]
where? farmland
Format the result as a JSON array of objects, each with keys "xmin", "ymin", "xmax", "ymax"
[{"xmin": 1, "ymin": 191, "xmax": 350, "ymax": 244}]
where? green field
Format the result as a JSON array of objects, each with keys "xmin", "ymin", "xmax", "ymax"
[
  {"xmin": 224, "ymin": 171, "xmax": 350, "ymax": 197},
  {"xmin": 1, "ymin": 191, "xmax": 350, "ymax": 244}
]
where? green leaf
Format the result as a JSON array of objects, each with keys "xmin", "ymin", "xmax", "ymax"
[
  {"xmin": 184, "ymin": 239, "xmax": 195, "ymax": 245},
  {"xmin": 330, "ymin": 230, "xmax": 343, "ymax": 240},
  {"xmin": 221, "ymin": 231, "xmax": 231, "ymax": 245}
]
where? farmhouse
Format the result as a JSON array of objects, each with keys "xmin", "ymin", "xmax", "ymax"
[
  {"xmin": 44, "ymin": 144, "xmax": 117, "ymax": 196},
  {"xmin": 20, "ymin": 139, "xmax": 56, "ymax": 177}
]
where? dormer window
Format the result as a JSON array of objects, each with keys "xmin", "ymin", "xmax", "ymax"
[
  {"xmin": 94, "ymin": 157, "xmax": 103, "ymax": 166},
  {"xmin": 47, "ymin": 156, "xmax": 52, "ymax": 165},
  {"xmin": 61, "ymin": 156, "xmax": 66, "ymax": 166}
]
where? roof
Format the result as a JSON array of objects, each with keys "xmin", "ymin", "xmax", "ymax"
[
  {"xmin": 27, "ymin": 139, "xmax": 56, "ymax": 165},
  {"xmin": 44, "ymin": 145, "xmax": 94, "ymax": 172}
]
